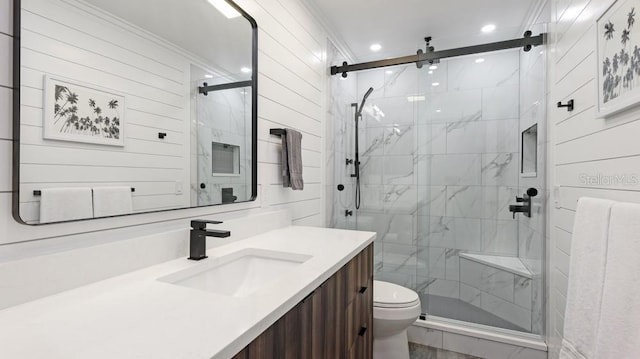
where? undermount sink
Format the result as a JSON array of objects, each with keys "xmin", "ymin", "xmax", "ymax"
[{"xmin": 159, "ymin": 248, "xmax": 312, "ymax": 297}]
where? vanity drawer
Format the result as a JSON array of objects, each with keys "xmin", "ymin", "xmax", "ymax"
[{"xmin": 346, "ymin": 244, "xmax": 374, "ymax": 305}]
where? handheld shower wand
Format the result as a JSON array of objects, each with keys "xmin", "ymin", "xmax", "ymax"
[
  {"xmin": 358, "ymin": 87, "xmax": 374, "ymax": 117},
  {"xmin": 351, "ymin": 87, "xmax": 374, "ymax": 210}
]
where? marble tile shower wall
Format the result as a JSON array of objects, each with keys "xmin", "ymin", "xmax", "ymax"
[
  {"xmin": 350, "ymin": 50, "xmax": 523, "ymax": 302},
  {"xmin": 193, "ymin": 86, "xmax": 252, "ymax": 205},
  {"xmin": 459, "ymin": 258, "xmax": 534, "ymax": 331}
]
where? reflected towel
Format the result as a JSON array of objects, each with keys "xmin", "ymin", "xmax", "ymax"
[
  {"xmin": 560, "ymin": 197, "xmax": 614, "ymax": 359},
  {"xmin": 285, "ymin": 129, "xmax": 303, "ymax": 190},
  {"xmin": 39, "ymin": 187, "xmax": 93, "ymax": 223},
  {"xmin": 92, "ymin": 186, "xmax": 133, "ymax": 218},
  {"xmin": 593, "ymin": 202, "xmax": 640, "ymax": 358}
]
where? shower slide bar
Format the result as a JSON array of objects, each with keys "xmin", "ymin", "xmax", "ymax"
[{"xmin": 330, "ymin": 31, "xmax": 546, "ymax": 78}]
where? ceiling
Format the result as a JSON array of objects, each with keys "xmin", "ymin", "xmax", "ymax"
[
  {"xmin": 84, "ymin": 0, "xmax": 253, "ymax": 79},
  {"xmin": 305, "ymin": 0, "xmax": 542, "ymax": 62}
]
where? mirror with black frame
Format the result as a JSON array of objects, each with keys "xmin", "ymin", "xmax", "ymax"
[{"xmin": 13, "ymin": 0, "xmax": 257, "ymax": 224}]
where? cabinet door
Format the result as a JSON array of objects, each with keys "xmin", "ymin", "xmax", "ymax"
[
  {"xmin": 247, "ymin": 324, "xmax": 275, "ymax": 359},
  {"xmin": 360, "ymin": 245, "xmax": 373, "ymax": 289},
  {"xmin": 281, "ymin": 302, "xmax": 301, "ymax": 359},
  {"xmin": 311, "ymin": 288, "xmax": 325, "ymax": 359},
  {"xmin": 345, "ymin": 251, "xmax": 361, "ymax": 305},
  {"xmin": 299, "ymin": 290, "xmax": 314, "ymax": 358},
  {"xmin": 231, "ymin": 245, "xmax": 374, "ymax": 359},
  {"xmin": 323, "ymin": 268, "xmax": 346, "ymax": 359},
  {"xmin": 361, "ymin": 277, "xmax": 373, "ymax": 359}
]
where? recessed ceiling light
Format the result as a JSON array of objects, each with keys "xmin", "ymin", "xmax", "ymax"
[
  {"xmin": 428, "ymin": 70, "xmax": 433, "ymax": 75},
  {"xmin": 432, "ymin": 82, "xmax": 440, "ymax": 87},
  {"xmin": 207, "ymin": 0, "xmax": 241, "ymax": 19},
  {"xmin": 436, "ymin": 109, "xmax": 442, "ymax": 113},
  {"xmin": 386, "ymin": 70, "xmax": 394, "ymax": 74},
  {"xmin": 407, "ymin": 95, "xmax": 426, "ymax": 102},
  {"xmin": 370, "ymin": 43, "xmax": 382, "ymax": 52},
  {"xmin": 241, "ymin": 67, "xmax": 252, "ymax": 73},
  {"xmin": 429, "ymin": 65, "xmax": 438, "ymax": 70},
  {"xmin": 481, "ymin": 24, "xmax": 496, "ymax": 33},
  {"xmin": 475, "ymin": 58, "xmax": 485, "ymax": 64},
  {"xmin": 204, "ymin": 74, "xmax": 214, "ymax": 79}
]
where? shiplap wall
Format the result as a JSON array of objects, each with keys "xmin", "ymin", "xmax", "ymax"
[
  {"xmin": 20, "ymin": 0, "xmax": 193, "ymax": 222},
  {"xmin": 0, "ymin": 0, "xmax": 326, "ymax": 246},
  {"xmin": 548, "ymin": 0, "xmax": 640, "ymax": 357}
]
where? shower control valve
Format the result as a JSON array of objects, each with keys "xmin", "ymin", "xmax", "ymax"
[{"xmin": 509, "ymin": 188, "xmax": 538, "ymax": 219}]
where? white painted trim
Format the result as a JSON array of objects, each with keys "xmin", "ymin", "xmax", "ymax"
[
  {"xmin": 298, "ymin": 0, "xmax": 356, "ymax": 63},
  {"xmin": 521, "ymin": 0, "xmax": 549, "ymax": 35},
  {"xmin": 414, "ymin": 317, "xmax": 548, "ymax": 351}
]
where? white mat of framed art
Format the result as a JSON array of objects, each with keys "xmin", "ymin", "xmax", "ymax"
[
  {"xmin": 597, "ymin": 0, "xmax": 640, "ymax": 119},
  {"xmin": 43, "ymin": 75, "xmax": 126, "ymax": 146}
]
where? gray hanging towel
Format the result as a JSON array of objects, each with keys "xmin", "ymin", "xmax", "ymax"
[
  {"xmin": 281, "ymin": 131, "xmax": 291, "ymax": 188},
  {"xmin": 285, "ymin": 129, "xmax": 304, "ymax": 190}
]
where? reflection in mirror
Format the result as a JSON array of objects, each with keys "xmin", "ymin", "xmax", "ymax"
[
  {"xmin": 521, "ymin": 124, "xmax": 538, "ymax": 177},
  {"xmin": 14, "ymin": 0, "xmax": 257, "ymax": 224},
  {"xmin": 191, "ymin": 65, "xmax": 253, "ymax": 206}
]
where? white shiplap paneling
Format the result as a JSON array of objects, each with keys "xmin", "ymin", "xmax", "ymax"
[
  {"xmin": 0, "ymin": 0, "xmax": 328, "ymax": 248},
  {"xmin": 18, "ymin": 0, "xmax": 192, "ymax": 221},
  {"xmin": 548, "ymin": 0, "xmax": 640, "ymax": 357}
]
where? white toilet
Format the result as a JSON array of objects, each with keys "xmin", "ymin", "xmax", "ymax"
[{"xmin": 372, "ymin": 280, "xmax": 422, "ymax": 359}]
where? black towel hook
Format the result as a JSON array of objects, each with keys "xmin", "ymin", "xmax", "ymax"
[{"xmin": 557, "ymin": 99, "xmax": 574, "ymax": 112}]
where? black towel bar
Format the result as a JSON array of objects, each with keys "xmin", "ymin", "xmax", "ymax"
[
  {"xmin": 33, "ymin": 188, "xmax": 135, "ymax": 196},
  {"xmin": 270, "ymin": 128, "xmax": 286, "ymax": 136}
]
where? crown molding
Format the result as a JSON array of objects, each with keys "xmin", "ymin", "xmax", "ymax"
[
  {"xmin": 521, "ymin": 0, "xmax": 550, "ymax": 33},
  {"xmin": 298, "ymin": 0, "xmax": 356, "ymax": 64}
]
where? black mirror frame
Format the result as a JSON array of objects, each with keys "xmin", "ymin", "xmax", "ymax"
[{"xmin": 11, "ymin": 0, "xmax": 258, "ymax": 225}]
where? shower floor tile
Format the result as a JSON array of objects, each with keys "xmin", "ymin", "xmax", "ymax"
[{"xmin": 420, "ymin": 294, "xmax": 527, "ymax": 333}]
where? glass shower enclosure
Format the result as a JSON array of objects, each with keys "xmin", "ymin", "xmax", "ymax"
[{"xmin": 327, "ymin": 34, "xmax": 546, "ymax": 336}]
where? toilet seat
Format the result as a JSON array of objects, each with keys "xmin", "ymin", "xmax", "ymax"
[{"xmin": 373, "ymin": 280, "xmax": 420, "ymax": 308}]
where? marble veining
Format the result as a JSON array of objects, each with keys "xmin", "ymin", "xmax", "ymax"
[{"xmin": 329, "ymin": 48, "xmax": 546, "ymax": 335}]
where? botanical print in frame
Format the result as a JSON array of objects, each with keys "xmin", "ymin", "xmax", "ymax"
[
  {"xmin": 43, "ymin": 76, "xmax": 125, "ymax": 146},
  {"xmin": 598, "ymin": 0, "xmax": 640, "ymax": 118}
]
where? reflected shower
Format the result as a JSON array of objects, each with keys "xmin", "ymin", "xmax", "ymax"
[{"xmin": 351, "ymin": 87, "xmax": 374, "ymax": 210}]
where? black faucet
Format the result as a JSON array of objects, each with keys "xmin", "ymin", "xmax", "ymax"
[
  {"xmin": 188, "ymin": 220, "xmax": 231, "ymax": 261},
  {"xmin": 508, "ymin": 188, "xmax": 538, "ymax": 219}
]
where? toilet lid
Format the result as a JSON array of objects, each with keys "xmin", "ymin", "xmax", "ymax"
[{"xmin": 373, "ymin": 280, "xmax": 420, "ymax": 308}]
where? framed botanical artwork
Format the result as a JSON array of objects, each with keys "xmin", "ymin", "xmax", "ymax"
[
  {"xmin": 597, "ymin": 0, "xmax": 640, "ymax": 118},
  {"xmin": 43, "ymin": 75, "xmax": 125, "ymax": 146}
]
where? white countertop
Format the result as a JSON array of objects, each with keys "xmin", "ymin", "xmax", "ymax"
[{"xmin": 0, "ymin": 226, "xmax": 375, "ymax": 359}]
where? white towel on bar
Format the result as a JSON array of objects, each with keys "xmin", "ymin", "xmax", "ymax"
[
  {"xmin": 560, "ymin": 197, "xmax": 614, "ymax": 359},
  {"xmin": 92, "ymin": 186, "xmax": 133, "ymax": 218},
  {"xmin": 593, "ymin": 202, "xmax": 640, "ymax": 358},
  {"xmin": 39, "ymin": 187, "xmax": 93, "ymax": 223}
]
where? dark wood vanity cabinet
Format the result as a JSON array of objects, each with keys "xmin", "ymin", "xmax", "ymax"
[{"xmin": 231, "ymin": 244, "xmax": 373, "ymax": 359}]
